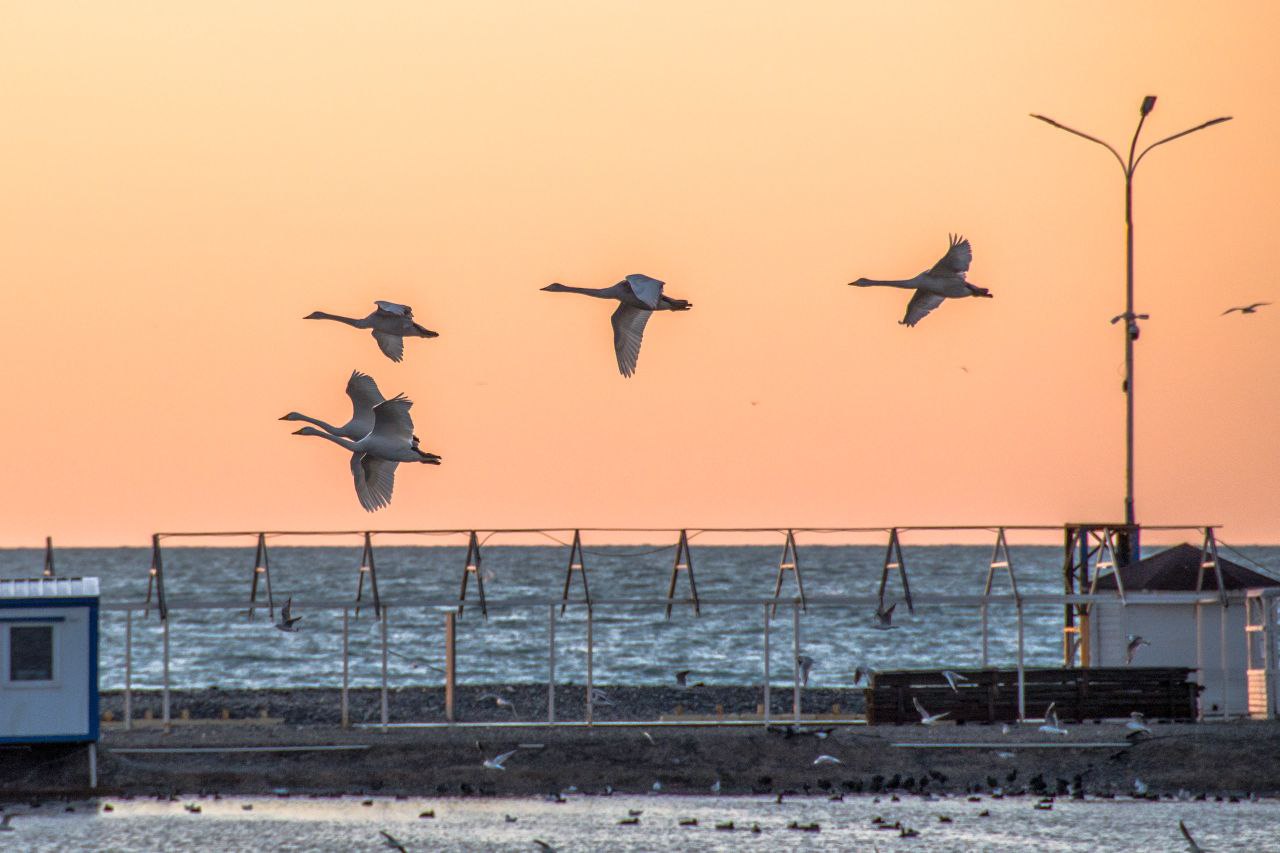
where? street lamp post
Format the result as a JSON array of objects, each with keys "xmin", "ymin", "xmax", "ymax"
[{"xmin": 1032, "ymin": 97, "xmax": 1231, "ymax": 566}]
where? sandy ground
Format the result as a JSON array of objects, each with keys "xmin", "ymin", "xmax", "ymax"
[{"xmin": 4, "ymin": 688, "xmax": 1278, "ymax": 799}]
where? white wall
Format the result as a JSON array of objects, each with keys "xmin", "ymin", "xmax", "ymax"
[
  {"xmin": 1090, "ymin": 597, "xmax": 1249, "ymax": 716},
  {"xmin": 0, "ymin": 605, "xmax": 92, "ymax": 739}
]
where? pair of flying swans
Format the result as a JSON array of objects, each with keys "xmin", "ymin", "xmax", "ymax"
[
  {"xmin": 850, "ymin": 235, "xmax": 992, "ymax": 326},
  {"xmin": 305, "ymin": 301, "xmax": 438, "ymax": 362},
  {"xmin": 541, "ymin": 274, "xmax": 692, "ymax": 377},
  {"xmin": 285, "ymin": 371, "xmax": 441, "ymax": 512}
]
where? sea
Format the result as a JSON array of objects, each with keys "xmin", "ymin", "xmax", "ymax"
[{"xmin": 1, "ymin": 543, "xmax": 1276, "ymax": 692}]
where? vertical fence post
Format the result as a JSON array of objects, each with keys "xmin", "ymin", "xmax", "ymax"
[
  {"xmin": 586, "ymin": 606, "xmax": 594, "ymax": 725},
  {"xmin": 445, "ymin": 611, "xmax": 457, "ymax": 723},
  {"xmin": 792, "ymin": 600, "xmax": 801, "ymax": 724},
  {"xmin": 341, "ymin": 608, "xmax": 350, "ymax": 728},
  {"xmin": 1015, "ymin": 599, "xmax": 1026, "ymax": 722},
  {"xmin": 762, "ymin": 603, "xmax": 771, "ymax": 726},
  {"xmin": 981, "ymin": 600, "xmax": 989, "ymax": 668},
  {"xmin": 1220, "ymin": 603, "xmax": 1230, "ymax": 719},
  {"xmin": 1196, "ymin": 601, "xmax": 1205, "ymax": 720},
  {"xmin": 162, "ymin": 617, "xmax": 171, "ymax": 731},
  {"xmin": 88, "ymin": 742, "xmax": 97, "ymax": 789},
  {"xmin": 547, "ymin": 605, "xmax": 556, "ymax": 724},
  {"xmin": 124, "ymin": 610, "xmax": 133, "ymax": 731},
  {"xmin": 380, "ymin": 609, "xmax": 390, "ymax": 731}
]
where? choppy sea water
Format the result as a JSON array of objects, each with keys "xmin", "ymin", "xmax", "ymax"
[
  {"xmin": 5, "ymin": 794, "xmax": 1279, "ymax": 852},
  {"xmin": 1, "ymin": 545, "xmax": 1277, "ymax": 692}
]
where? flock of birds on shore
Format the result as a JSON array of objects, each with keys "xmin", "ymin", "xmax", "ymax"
[{"xmin": 281, "ymin": 235, "xmax": 1271, "ymax": 514}]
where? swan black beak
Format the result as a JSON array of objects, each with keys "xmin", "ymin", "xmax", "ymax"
[{"xmin": 291, "ymin": 428, "xmax": 308, "ymax": 435}]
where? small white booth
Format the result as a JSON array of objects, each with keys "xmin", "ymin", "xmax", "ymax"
[
  {"xmin": 0, "ymin": 578, "xmax": 100, "ymax": 758},
  {"xmin": 1089, "ymin": 545, "xmax": 1280, "ymax": 718}
]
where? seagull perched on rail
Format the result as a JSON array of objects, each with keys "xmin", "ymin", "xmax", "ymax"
[
  {"xmin": 848, "ymin": 234, "xmax": 993, "ymax": 326},
  {"xmin": 913, "ymin": 696, "xmax": 949, "ymax": 726},
  {"xmin": 305, "ymin": 301, "xmax": 439, "ymax": 362},
  {"xmin": 541, "ymin": 274, "xmax": 692, "ymax": 377},
  {"xmin": 1222, "ymin": 302, "xmax": 1270, "ymax": 315}
]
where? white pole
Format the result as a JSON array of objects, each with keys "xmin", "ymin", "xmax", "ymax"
[
  {"xmin": 762, "ymin": 603, "xmax": 771, "ymax": 726},
  {"xmin": 124, "ymin": 610, "xmax": 133, "ymax": 731},
  {"xmin": 1220, "ymin": 603, "xmax": 1230, "ymax": 719},
  {"xmin": 380, "ymin": 608, "xmax": 389, "ymax": 732},
  {"xmin": 586, "ymin": 607, "xmax": 594, "ymax": 725},
  {"xmin": 1016, "ymin": 600, "xmax": 1026, "ymax": 722},
  {"xmin": 162, "ymin": 618, "xmax": 170, "ymax": 730},
  {"xmin": 792, "ymin": 601, "xmax": 801, "ymax": 724},
  {"xmin": 88, "ymin": 743, "xmax": 97, "ymax": 789},
  {"xmin": 1196, "ymin": 602, "xmax": 1205, "ymax": 720},
  {"xmin": 547, "ymin": 604, "xmax": 556, "ymax": 724},
  {"xmin": 341, "ymin": 608, "xmax": 350, "ymax": 728}
]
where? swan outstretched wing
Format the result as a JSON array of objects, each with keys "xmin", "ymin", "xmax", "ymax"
[
  {"xmin": 624, "ymin": 274, "xmax": 664, "ymax": 309},
  {"xmin": 375, "ymin": 301, "xmax": 413, "ymax": 317},
  {"xmin": 351, "ymin": 453, "xmax": 398, "ymax": 511},
  {"xmin": 611, "ymin": 304, "xmax": 652, "ymax": 377},
  {"xmin": 370, "ymin": 394, "xmax": 416, "ymax": 443},
  {"xmin": 345, "ymin": 371, "xmax": 385, "ymax": 436},
  {"xmin": 372, "ymin": 331, "xmax": 405, "ymax": 362},
  {"xmin": 928, "ymin": 234, "xmax": 971, "ymax": 279},
  {"xmin": 901, "ymin": 290, "xmax": 946, "ymax": 326}
]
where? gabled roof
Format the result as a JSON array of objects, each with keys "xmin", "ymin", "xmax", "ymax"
[{"xmin": 1094, "ymin": 544, "xmax": 1280, "ymax": 591}]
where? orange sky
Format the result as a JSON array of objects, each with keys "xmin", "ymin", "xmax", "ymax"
[{"xmin": 2, "ymin": 1, "xmax": 1278, "ymax": 547}]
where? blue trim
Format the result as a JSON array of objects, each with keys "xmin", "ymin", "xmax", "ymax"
[
  {"xmin": 89, "ymin": 601, "xmax": 99, "ymax": 742},
  {"xmin": 0, "ymin": 598, "xmax": 98, "ymax": 610},
  {"xmin": 0, "ymin": 734, "xmax": 95, "ymax": 745},
  {"xmin": 0, "ymin": 616, "xmax": 66, "ymax": 623}
]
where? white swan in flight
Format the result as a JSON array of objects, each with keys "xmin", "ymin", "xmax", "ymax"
[
  {"xmin": 292, "ymin": 394, "xmax": 441, "ymax": 511},
  {"xmin": 279, "ymin": 371, "xmax": 385, "ymax": 439},
  {"xmin": 849, "ymin": 235, "xmax": 992, "ymax": 326},
  {"xmin": 305, "ymin": 301, "xmax": 439, "ymax": 362},
  {"xmin": 541, "ymin": 274, "xmax": 692, "ymax": 377}
]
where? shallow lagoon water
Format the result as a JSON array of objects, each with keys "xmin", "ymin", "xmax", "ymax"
[{"xmin": 6, "ymin": 794, "xmax": 1280, "ymax": 852}]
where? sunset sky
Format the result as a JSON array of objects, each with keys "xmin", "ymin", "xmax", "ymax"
[{"xmin": 2, "ymin": 1, "xmax": 1278, "ymax": 547}]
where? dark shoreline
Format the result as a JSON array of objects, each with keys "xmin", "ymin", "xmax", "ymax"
[{"xmin": 4, "ymin": 686, "xmax": 1279, "ymax": 799}]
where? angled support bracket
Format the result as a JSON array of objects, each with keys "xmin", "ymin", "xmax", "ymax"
[
  {"xmin": 560, "ymin": 529, "xmax": 592, "ymax": 615},
  {"xmin": 665, "ymin": 529, "xmax": 701, "ymax": 619},
  {"xmin": 354, "ymin": 531, "xmax": 382, "ymax": 619},
  {"xmin": 1086, "ymin": 527, "xmax": 1124, "ymax": 605},
  {"xmin": 1197, "ymin": 527, "xmax": 1229, "ymax": 608},
  {"xmin": 769, "ymin": 529, "xmax": 807, "ymax": 619},
  {"xmin": 458, "ymin": 530, "xmax": 488, "ymax": 619},
  {"xmin": 247, "ymin": 533, "xmax": 276, "ymax": 621},
  {"xmin": 984, "ymin": 527, "xmax": 1020, "ymax": 600},
  {"xmin": 145, "ymin": 534, "xmax": 168, "ymax": 621},
  {"xmin": 877, "ymin": 528, "xmax": 914, "ymax": 615}
]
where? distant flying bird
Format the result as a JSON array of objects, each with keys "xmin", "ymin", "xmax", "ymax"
[
  {"xmin": 279, "ymin": 371, "xmax": 385, "ymax": 439},
  {"xmin": 849, "ymin": 234, "xmax": 993, "ymax": 326},
  {"xmin": 293, "ymin": 395, "xmax": 441, "ymax": 512},
  {"xmin": 1038, "ymin": 703, "xmax": 1068, "ymax": 736},
  {"xmin": 305, "ymin": 301, "xmax": 439, "ymax": 362},
  {"xmin": 480, "ymin": 693, "xmax": 519, "ymax": 716},
  {"xmin": 379, "ymin": 830, "xmax": 408, "ymax": 852},
  {"xmin": 913, "ymin": 696, "xmax": 949, "ymax": 726},
  {"xmin": 541, "ymin": 274, "xmax": 692, "ymax": 377},
  {"xmin": 483, "ymin": 748, "xmax": 519, "ymax": 770},
  {"xmin": 874, "ymin": 602, "xmax": 898, "ymax": 630},
  {"xmin": 274, "ymin": 597, "xmax": 301, "ymax": 632},
  {"xmin": 674, "ymin": 669, "xmax": 704, "ymax": 689},
  {"xmin": 1126, "ymin": 634, "xmax": 1150, "ymax": 665},
  {"xmin": 941, "ymin": 670, "xmax": 969, "ymax": 692},
  {"xmin": 796, "ymin": 655, "xmax": 815, "ymax": 686},
  {"xmin": 1179, "ymin": 820, "xmax": 1206, "ymax": 853},
  {"xmin": 813, "ymin": 755, "xmax": 842, "ymax": 765},
  {"xmin": 1222, "ymin": 302, "xmax": 1270, "ymax": 315}
]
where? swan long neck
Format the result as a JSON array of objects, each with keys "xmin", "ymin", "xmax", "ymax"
[
  {"xmin": 542, "ymin": 283, "xmax": 614, "ymax": 298},
  {"xmin": 291, "ymin": 413, "xmax": 344, "ymax": 435},
  {"xmin": 852, "ymin": 277, "xmax": 919, "ymax": 289},
  {"xmin": 306, "ymin": 311, "xmax": 367, "ymax": 327},
  {"xmin": 295, "ymin": 427, "xmax": 359, "ymax": 451}
]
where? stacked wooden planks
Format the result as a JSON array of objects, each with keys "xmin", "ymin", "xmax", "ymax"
[{"xmin": 866, "ymin": 667, "xmax": 1200, "ymax": 724}]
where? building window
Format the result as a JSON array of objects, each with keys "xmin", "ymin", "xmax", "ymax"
[{"xmin": 9, "ymin": 625, "xmax": 54, "ymax": 681}]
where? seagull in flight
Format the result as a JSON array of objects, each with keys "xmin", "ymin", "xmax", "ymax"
[
  {"xmin": 305, "ymin": 301, "xmax": 439, "ymax": 362},
  {"xmin": 913, "ymin": 696, "xmax": 949, "ymax": 726},
  {"xmin": 483, "ymin": 748, "xmax": 519, "ymax": 770},
  {"xmin": 813, "ymin": 754, "xmax": 843, "ymax": 765},
  {"xmin": 849, "ymin": 234, "xmax": 993, "ymax": 326},
  {"xmin": 1179, "ymin": 820, "xmax": 1207, "ymax": 852},
  {"xmin": 379, "ymin": 830, "xmax": 408, "ymax": 852},
  {"xmin": 796, "ymin": 655, "xmax": 815, "ymax": 686},
  {"xmin": 541, "ymin": 274, "xmax": 692, "ymax": 377},
  {"xmin": 1038, "ymin": 703, "xmax": 1068, "ymax": 736},
  {"xmin": 853, "ymin": 666, "xmax": 872, "ymax": 686},
  {"xmin": 1222, "ymin": 302, "xmax": 1270, "ymax": 315},
  {"xmin": 1126, "ymin": 635, "xmax": 1150, "ymax": 665},
  {"xmin": 675, "ymin": 670, "xmax": 704, "ymax": 689},
  {"xmin": 274, "ymin": 597, "xmax": 301, "ymax": 632},
  {"xmin": 874, "ymin": 602, "xmax": 898, "ymax": 630},
  {"xmin": 941, "ymin": 670, "xmax": 969, "ymax": 692},
  {"xmin": 480, "ymin": 694, "xmax": 519, "ymax": 717}
]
